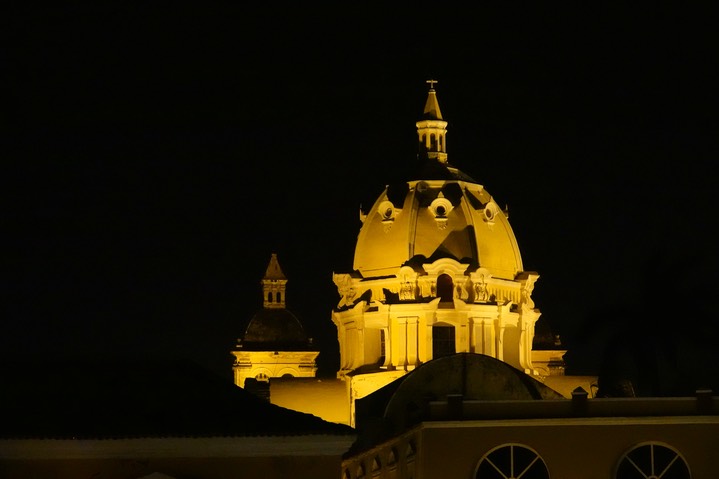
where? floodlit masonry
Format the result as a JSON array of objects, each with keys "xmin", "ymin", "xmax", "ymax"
[{"xmin": 331, "ymin": 82, "xmax": 563, "ymax": 426}]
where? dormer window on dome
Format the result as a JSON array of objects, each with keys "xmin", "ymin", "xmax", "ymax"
[
  {"xmin": 430, "ymin": 194, "xmax": 453, "ymax": 229},
  {"xmin": 483, "ymin": 201, "xmax": 499, "ymax": 225},
  {"xmin": 377, "ymin": 200, "xmax": 399, "ymax": 232}
]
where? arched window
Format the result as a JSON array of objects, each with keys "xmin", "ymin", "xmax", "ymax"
[
  {"xmin": 267, "ymin": 292, "xmax": 273, "ymax": 303},
  {"xmin": 615, "ymin": 442, "xmax": 690, "ymax": 479},
  {"xmin": 475, "ymin": 443, "xmax": 549, "ymax": 479},
  {"xmin": 276, "ymin": 292, "xmax": 281, "ymax": 303},
  {"xmin": 432, "ymin": 323, "xmax": 455, "ymax": 359},
  {"xmin": 437, "ymin": 273, "xmax": 454, "ymax": 302}
]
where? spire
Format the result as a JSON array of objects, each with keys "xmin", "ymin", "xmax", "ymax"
[
  {"xmin": 262, "ymin": 253, "xmax": 287, "ymax": 309},
  {"xmin": 264, "ymin": 253, "xmax": 286, "ymax": 280},
  {"xmin": 416, "ymin": 79, "xmax": 449, "ymax": 164},
  {"xmin": 422, "ymin": 79, "xmax": 443, "ymax": 120}
]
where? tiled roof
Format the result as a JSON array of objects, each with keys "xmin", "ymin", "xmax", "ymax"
[{"xmin": 0, "ymin": 357, "xmax": 354, "ymax": 439}]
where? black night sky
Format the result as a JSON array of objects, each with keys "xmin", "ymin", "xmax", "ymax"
[{"xmin": 5, "ymin": 5, "xmax": 719, "ymax": 393}]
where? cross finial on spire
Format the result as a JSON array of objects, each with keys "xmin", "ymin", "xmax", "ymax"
[{"xmin": 426, "ymin": 79, "xmax": 438, "ymax": 90}]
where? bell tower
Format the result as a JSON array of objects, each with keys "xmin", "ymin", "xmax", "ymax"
[
  {"xmin": 262, "ymin": 253, "xmax": 287, "ymax": 309},
  {"xmin": 416, "ymin": 79, "xmax": 448, "ymax": 164},
  {"xmin": 232, "ymin": 253, "xmax": 318, "ymax": 389}
]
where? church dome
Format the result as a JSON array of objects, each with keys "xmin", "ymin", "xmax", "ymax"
[
  {"xmin": 243, "ymin": 309, "xmax": 309, "ymax": 345},
  {"xmin": 352, "ymin": 85, "xmax": 523, "ymax": 280},
  {"xmin": 377, "ymin": 353, "xmax": 564, "ymax": 433},
  {"xmin": 239, "ymin": 253, "xmax": 315, "ymax": 351}
]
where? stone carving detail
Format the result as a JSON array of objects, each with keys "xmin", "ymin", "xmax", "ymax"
[
  {"xmin": 400, "ymin": 280, "xmax": 415, "ymax": 300},
  {"xmin": 398, "ymin": 267, "xmax": 418, "ymax": 301},
  {"xmin": 474, "ymin": 274, "xmax": 489, "ymax": 302},
  {"xmin": 470, "ymin": 268, "xmax": 492, "ymax": 303},
  {"xmin": 333, "ymin": 273, "xmax": 357, "ymax": 306},
  {"xmin": 520, "ymin": 274, "xmax": 538, "ymax": 310}
]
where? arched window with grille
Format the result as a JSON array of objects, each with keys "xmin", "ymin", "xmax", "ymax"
[
  {"xmin": 615, "ymin": 441, "xmax": 691, "ymax": 479},
  {"xmin": 475, "ymin": 443, "xmax": 549, "ymax": 479}
]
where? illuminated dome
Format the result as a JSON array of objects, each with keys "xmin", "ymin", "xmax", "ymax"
[
  {"xmin": 353, "ymin": 85, "xmax": 522, "ymax": 281},
  {"xmin": 332, "ymin": 83, "xmax": 545, "ymax": 417}
]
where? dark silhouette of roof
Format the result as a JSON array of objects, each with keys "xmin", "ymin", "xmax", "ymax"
[
  {"xmin": 241, "ymin": 309, "xmax": 318, "ymax": 352},
  {"xmin": 349, "ymin": 353, "xmax": 564, "ymax": 453},
  {"xmin": 0, "ymin": 357, "xmax": 354, "ymax": 439}
]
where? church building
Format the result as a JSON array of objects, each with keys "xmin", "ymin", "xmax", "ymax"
[
  {"xmin": 331, "ymin": 81, "xmax": 563, "ymax": 424},
  {"xmin": 4, "ymin": 82, "xmax": 716, "ymax": 479},
  {"xmin": 232, "ymin": 253, "xmax": 319, "ymax": 389}
]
